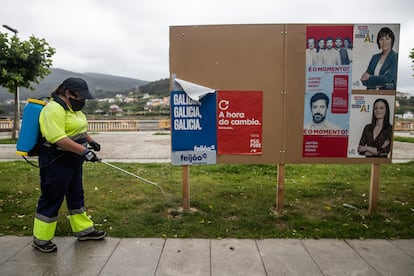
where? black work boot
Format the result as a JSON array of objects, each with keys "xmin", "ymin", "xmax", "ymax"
[
  {"xmin": 78, "ymin": 230, "xmax": 107, "ymax": 241},
  {"xmin": 32, "ymin": 240, "xmax": 57, "ymax": 253}
]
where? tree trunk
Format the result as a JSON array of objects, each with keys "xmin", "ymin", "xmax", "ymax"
[{"xmin": 11, "ymin": 88, "xmax": 20, "ymax": 140}]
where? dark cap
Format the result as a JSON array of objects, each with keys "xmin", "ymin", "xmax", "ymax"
[{"xmin": 62, "ymin": 77, "xmax": 93, "ymax": 99}]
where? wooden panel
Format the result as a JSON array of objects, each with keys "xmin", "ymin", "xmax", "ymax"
[
  {"xmin": 169, "ymin": 24, "xmax": 393, "ymax": 164},
  {"xmin": 170, "ymin": 24, "xmax": 285, "ymax": 164}
]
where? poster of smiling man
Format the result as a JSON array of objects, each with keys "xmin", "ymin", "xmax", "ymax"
[{"xmin": 303, "ymin": 25, "xmax": 353, "ymax": 157}]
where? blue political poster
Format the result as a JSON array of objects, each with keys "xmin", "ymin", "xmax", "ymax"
[{"xmin": 171, "ymin": 90, "xmax": 217, "ymax": 165}]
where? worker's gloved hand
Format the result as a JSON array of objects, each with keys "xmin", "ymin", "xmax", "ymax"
[
  {"xmin": 82, "ymin": 149, "xmax": 100, "ymax": 162},
  {"xmin": 89, "ymin": 140, "xmax": 101, "ymax": 152}
]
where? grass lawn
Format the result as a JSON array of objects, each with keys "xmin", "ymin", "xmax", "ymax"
[{"xmin": 0, "ymin": 161, "xmax": 413, "ymax": 239}]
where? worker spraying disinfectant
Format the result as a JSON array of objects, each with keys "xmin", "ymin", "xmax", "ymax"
[
  {"xmin": 16, "ymin": 84, "xmax": 164, "ymax": 196},
  {"xmin": 16, "ymin": 77, "xmax": 163, "ymax": 254}
]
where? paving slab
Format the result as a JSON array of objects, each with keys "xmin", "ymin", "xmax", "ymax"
[
  {"xmin": 156, "ymin": 238, "xmax": 210, "ymax": 276},
  {"xmin": 100, "ymin": 238, "xmax": 164, "ymax": 276},
  {"xmin": 0, "ymin": 236, "xmax": 32, "ymax": 264},
  {"xmin": 0, "ymin": 237, "xmax": 73, "ymax": 275},
  {"xmin": 44, "ymin": 237, "xmax": 120, "ymax": 276},
  {"xmin": 211, "ymin": 239, "xmax": 266, "ymax": 276},
  {"xmin": 347, "ymin": 239, "xmax": 414, "ymax": 276},
  {"xmin": 390, "ymin": 239, "xmax": 414, "ymax": 258},
  {"xmin": 257, "ymin": 239, "xmax": 322, "ymax": 275},
  {"xmin": 302, "ymin": 239, "xmax": 378, "ymax": 275}
]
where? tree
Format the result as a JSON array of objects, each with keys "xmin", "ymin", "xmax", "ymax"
[
  {"xmin": 0, "ymin": 32, "xmax": 55, "ymax": 139},
  {"xmin": 410, "ymin": 48, "xmax": 414, "ymax": 76}
]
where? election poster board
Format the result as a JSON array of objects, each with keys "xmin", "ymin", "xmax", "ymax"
[
  {"xmin": 170, "ymin": 23, "xmax": 398, "ymax": 165},
  {"xmin": 171, "ymin": 91, "xmax": 217, "ymax": 165},
  {"xmin": 217, "ymin": 91, "xmax": 263, "ymax": 155}
]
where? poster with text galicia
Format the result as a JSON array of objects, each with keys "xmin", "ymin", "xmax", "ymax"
[
  {"xmin": 217, "ymin": 91, "xmax": 263, "ymax": 154},
  {"xmin": 303, "ymin": 25, "xmax": 353, "ymax": 157},
  {"xmin": 347, "ymin": 94, "xmax": 395, "ymax": 158},
  {"xmin": 171, "ymin": 91, "xmax": 217, "ymax": 165}
]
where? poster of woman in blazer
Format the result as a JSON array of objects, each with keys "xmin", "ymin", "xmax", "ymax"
[
  {"xmin": 352, "ymin": 24, "xmax": 400, "ymax": 90},
  {"xmin": 360, "ymin": 27, "xmax": 398, "ymax": 90}
]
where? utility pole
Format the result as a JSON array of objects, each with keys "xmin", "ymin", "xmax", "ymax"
[{"xmin": 2, "ymin": 24, "xmax": 20, "ymax": 139}]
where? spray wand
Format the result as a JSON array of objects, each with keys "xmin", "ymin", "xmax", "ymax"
[{"xmin": 98, "ymin": 159, "xmax": 165, "ymax": 194}]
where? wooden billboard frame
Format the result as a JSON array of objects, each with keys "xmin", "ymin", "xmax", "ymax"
[{"xmin": 169, "ymin": 24, "xmax": 397, "ymax": 213}]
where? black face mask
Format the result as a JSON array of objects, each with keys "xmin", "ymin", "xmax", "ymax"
[{"xmin": 68, "ymin": 97, "xmax": 86, "ymax": 111}]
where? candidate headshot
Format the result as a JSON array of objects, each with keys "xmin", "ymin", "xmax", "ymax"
[{"xmin": 304, "ymin": 92, "xmax": 340, "ymax": 130}]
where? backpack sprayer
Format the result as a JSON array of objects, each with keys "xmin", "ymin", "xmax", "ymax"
[{"xmin": 16, "ymin": 98, "xmax": 47, "ymax": 156}]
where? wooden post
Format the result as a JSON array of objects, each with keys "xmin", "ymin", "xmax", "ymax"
[
  {"xmin": 276, "ymin": 164, "xmax": 285, "ymax": 213},
  {"xmin": 368, "ymin": 163, "xmax": 380, "ymax": 214},
  {"xmin": 182, "ymin": 165, "xmax": 190, "ymax": 211}
]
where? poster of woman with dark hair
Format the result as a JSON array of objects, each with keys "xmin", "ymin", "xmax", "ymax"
[
  {"xmin": 347, "ymin": 95, "xmax": 395, "ymax": 158},
  {"xmin": 352, "ymin": 24, "xmax": 400, "ymax": 90}
]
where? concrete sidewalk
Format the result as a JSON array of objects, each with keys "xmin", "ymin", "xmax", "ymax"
[{"xmin": 1, "ymin": 236, "xmax": 413, "ymax": 275}]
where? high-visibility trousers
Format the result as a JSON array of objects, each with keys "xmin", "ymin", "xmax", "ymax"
[
  {"xmin": 33, "ymin": 210, "xmax": 94, "ymax": 242},
  {"xmin": 33, "ymin": 153, "xmax": 95, "ymax": 242}
]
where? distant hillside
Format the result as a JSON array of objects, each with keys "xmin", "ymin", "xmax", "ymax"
[
  {"xmin": 0, "ymin": 68, "xmax": 149, "ymax": 100},
  {"xmin": 138, "ymin": 78, "xmax": 170, "ymax": 97}
]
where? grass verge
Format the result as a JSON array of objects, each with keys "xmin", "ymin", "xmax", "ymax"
[
  {"xmin": 0, "ymin": 138, "xmax": 17, "ymax": 144},
  {"xmin": 0, "ymin": 161, "xmax": 413, "ymax": 239},
  {"xmin": 394, "ymin": 136, "xmax": 414, "ymax": 143}
]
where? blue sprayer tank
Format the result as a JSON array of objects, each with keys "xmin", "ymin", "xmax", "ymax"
[{"xmin": 16, "ymin": 98, "xmax": 47, "ymax": 156}]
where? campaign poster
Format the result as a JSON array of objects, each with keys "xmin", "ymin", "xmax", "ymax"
[
  {"xmin": 217, "ymin": 91, "xmax": 263, "ymax": 154},
  {"xmin": 352, "ymin": 24, "xmax": 400, "ymax": 90},
  {"xmin": 303, "ymin": 25, "xmax": 353, "ymax": 157},
  {"xmin": 171, "ymin": 91, "xmax": 217, "ymax": 165},
  {"xmin": 347, "ymin": 94, "xmax": 395, "ymax": 158}
]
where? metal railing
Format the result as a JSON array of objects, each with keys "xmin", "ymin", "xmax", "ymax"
[
  {"xmin": 0, "ymin": 119, "xmax": 13, "ymax": 132},
  {"xmin": 1, "ymin": 119, "xmax": 412, "ymax": 132},
  {"xmin": 159, "ymin": 119, "xmax": 171, "ymax": 130},
  {"xmin": 394, "ymin": 120, "xmax": 414, "ymax": 131},
  {"xmin": 88, "ymin": 120, "xmax": 140, "ymax": 131},
  {"xmin": 0, "ymin": 119, "xmax": 171, "ymax": 132}
]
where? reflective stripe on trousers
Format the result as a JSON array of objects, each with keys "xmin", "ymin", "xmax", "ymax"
[
  {"xmin": 33, "ymin": 210, "xmax": 94, "ymax": 242},
  {"xmin": 69, "ymin": 208, "xmax": 95, "ymax": 236}
]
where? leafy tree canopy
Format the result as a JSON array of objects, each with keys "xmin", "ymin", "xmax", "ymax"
[
  {"xmin": 0, "ymin": 31, "xmax": 55, "ymax": 139},
  {"xmin": 0, "ymin": 32, "xmax": 55, "ymax": 93},
  {"xmin": 410, "ymin": 48, "xmax": 414, "ymax": 75}
]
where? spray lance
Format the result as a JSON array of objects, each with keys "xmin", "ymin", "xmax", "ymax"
[
  {"xmin": 85, "ymin": 148, "xmax": 164, "ymax": 194},
  {"xmin": 97, "ymin": 159, "xmax": 165, "ymax": 194}
]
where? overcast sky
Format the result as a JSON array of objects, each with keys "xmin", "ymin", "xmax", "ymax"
[{"xmin": 1, "ymin": 0, "xmax": 413, "ymax": 93}]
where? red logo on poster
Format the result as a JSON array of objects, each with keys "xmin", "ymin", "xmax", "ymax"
[{"xmin": 217, "ymin": 91, "xmax": 263, "ymax": 155}]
